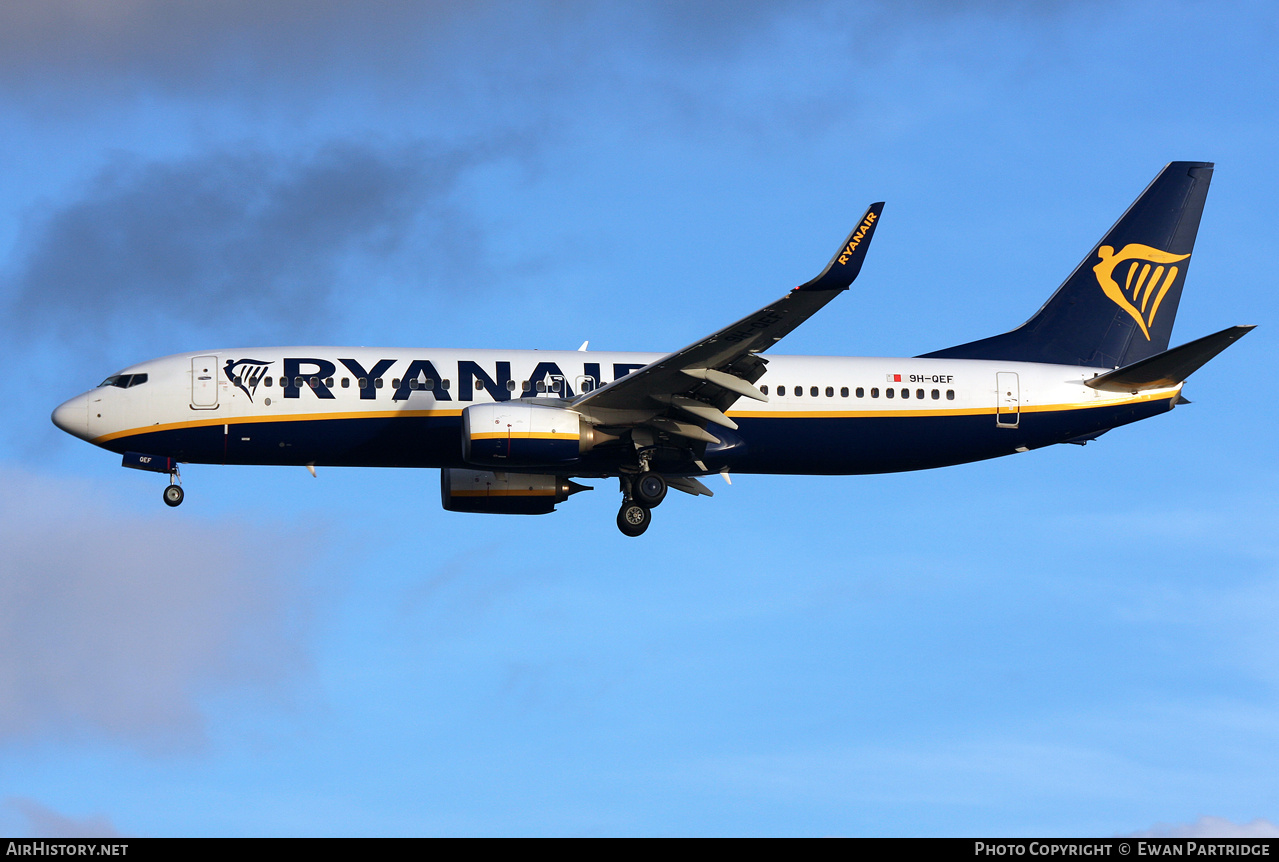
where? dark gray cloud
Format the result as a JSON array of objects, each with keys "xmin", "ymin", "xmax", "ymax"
[
  {"xmin": 0, "ymin": 1, "xmax": 798, "ymax": 98},
  {"xmin": 6, "ymin": 798, "xmax": 124, "ymax": 839},
  {"xmin": 0, "ymin": 468, "xmax": 314, "ymax": 752},
  {"xmin": 5, "ymin": 140, "xmax": 506, "ymax": 345},
  {"xmin": 0, "ymin": 1, "xmax": 468, "ymax": 104}
]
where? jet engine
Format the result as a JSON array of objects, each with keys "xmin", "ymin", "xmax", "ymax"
[
  {"xmin": 440, "ymin": 468, "xmax": 590, "ymax": 515},
  {"xmin": 461, "ymin": 402, "xmax": 611, "ymax": 468}
]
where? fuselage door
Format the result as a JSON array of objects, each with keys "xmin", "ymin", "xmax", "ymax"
[
  {"xmin": 191, "ymin": 355, "xmax": 220, "ymax": 409},
  {"xmin": 996, "ymin": 371, "xmax": 1019, "ymax": 427}
]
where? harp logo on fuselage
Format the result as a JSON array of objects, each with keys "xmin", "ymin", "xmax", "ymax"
[
  {"xmin": 224, "ymin": 358, "xmax": 273, "ymax": 402},
  {"xmin": 1092, "ymin": 243, "xmax": 1191, "ymax": 340}
]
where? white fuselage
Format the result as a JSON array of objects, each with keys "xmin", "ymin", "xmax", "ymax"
[{"xmin": 52, "ymin": 347, "xmax": 1180, "ymax": 476}]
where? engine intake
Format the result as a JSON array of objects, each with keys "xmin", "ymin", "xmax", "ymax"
[{"xmin": 441, "ymin": 468, "xmax": 590, "ymax": 515}]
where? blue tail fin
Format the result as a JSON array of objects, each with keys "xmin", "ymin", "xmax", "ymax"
[{"xmin": 921, "ymin": 162, "xmax": 1214, "ymax": 368}]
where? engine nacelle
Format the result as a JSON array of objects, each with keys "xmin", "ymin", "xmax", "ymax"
[
  {"xmin": 461, "ymin": 402, "xmax": 610, "ymax": 468},
  {"xmin": 440, "ymin": 468, "xmax": 589, "ymax": 515}
]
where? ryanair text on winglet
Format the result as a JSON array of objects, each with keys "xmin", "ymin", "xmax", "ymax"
[{"xmin": 837, "ymin": 210, "xmax": 878, "ymax": 265}]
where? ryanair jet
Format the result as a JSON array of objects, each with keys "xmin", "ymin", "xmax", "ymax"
[{"xmin": 52, "ymin": 162, "xmax": 1251, "ymax": 536}]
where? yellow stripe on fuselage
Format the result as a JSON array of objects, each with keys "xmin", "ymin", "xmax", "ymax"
[
  {"xmin": 92, "ymin": 389, "xmax": 1177, "ymax": 446},
  {"xmin": 728, "ymin": 388, "xmax": 1178, "ymax": 420},
  {"xmin": 91, "ymin": 407, "xmax": 465, "ymax": 445},
  {"xmin": 450, "ymin": 489, "xmax": 559, "ymax": 497},
  {"xmin": 469, "ymin": 432, "xmax": 580, "ymax": 441}
]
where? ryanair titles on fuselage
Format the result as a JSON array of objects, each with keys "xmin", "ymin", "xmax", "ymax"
[{"xmin": 227, "ymin": 355, "xmax": 650, "ymax": 403}]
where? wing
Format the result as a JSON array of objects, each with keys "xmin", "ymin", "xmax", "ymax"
[{"xmin": 571, "ymin": 203, "xmax": 884, "ymax": 434}]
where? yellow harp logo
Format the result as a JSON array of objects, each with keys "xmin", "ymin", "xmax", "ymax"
[{"xmin": 1093, "ymin": 243, "xmax": 1190, "ymax": 340}]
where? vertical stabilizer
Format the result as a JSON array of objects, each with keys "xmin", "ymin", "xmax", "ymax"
[{"xmin": 921, "ymin": 162, "xmax": 1214, "ymax": 368}]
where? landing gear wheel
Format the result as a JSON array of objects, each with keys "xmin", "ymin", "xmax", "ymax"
[
  {"xmin": 617, "ymin": 501, "xmax": 651, "ymax": 537},
  {"xmin": 633, "ymin": 472, "xmax": 667, "ymax": 508},
  {"xmin": 163, "ymin": 484, "xmax": 184, "ymax": 507}
]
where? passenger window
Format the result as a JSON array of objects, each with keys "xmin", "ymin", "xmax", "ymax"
[
  {"xmin": 475, "ymin": 379, "xmax": 485, "ymax": 391},
  {"xmin": 946, "ymin": 389, "xmax": 955, "ymax": 400},
  {"xmin": 900, "ymin": 388, "xmax": 909, "ymax": 399},
  {"xmin": 442, "ymin": 379, "xmax": 450, "ymax": 390},
  {"xmin": 856, "ymin": 387, "xmax": 864, "ymax": 398},
  {"xmin": 409, "ymin": 379, "xmax": 419, "ymax": 390},
  {"xmin": 840, "ymin": 387, "xmax": 848, "ymax": 397},
  {"xmin": 522, "ymin": 380, "xmax": 532, "ymax": 392},
  {"xmin": 916, "ymin": 389, "xmax": 924, "ymax": 399},
  {"xmin": 794, "ymin": 386, "xmax": 802, "ymax": 397},
  {"xmin": 295, "ymin": 377, "xmax": 304, "ymax": 388},
  {"xmin": 871, "ymin": 388, "xmax": 879, "ymax": 398},
  {"xmin": 931, "ymin": 389, "xmax": 939, "ymax": 400},
  {"xmin": 392, "ymin": 379, "xmax": 400, "ymax": 388},
  {"xmin": 761, "ymin": 385, "xmax": 769, "ymax": 395},
  {"xmin": 324, "ymin": 377, "xmax": 333, "ymax": 387},
  {"xmin": 375, "ymin": 378, "xmax": 384, "ymax": 388},
  {"xmin": 506, "ymin": 379, "xmax": 516, "ymax": 391},
  {"xmin": 424, "ymin": 378, "xmax": 434, "ymax": 388},
  {"xmin": 810, "ymin": 386, "xmax": 818, "ymax": 397},
  {"xmin": 358, "ymin": 378, "xmax": 367, "ymax": 389},
  {"xmin": 536, "ymin": 380, "xmax": 547, "ymax": 393},
  {"xmin": 886, "ymin": 388, "xmax": 895, "ymax": 398},
  {"xmin": 551, "ymin": 379, "xmax": 562, "ymax": 392},
  {"xmin": 265, "ymin": 377, "xmax": 273, "ymax": 387}
]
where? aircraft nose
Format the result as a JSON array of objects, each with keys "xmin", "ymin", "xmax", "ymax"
[{"xmin": 51, "ymin": 394, "xmax": 90, "ymax": 440}]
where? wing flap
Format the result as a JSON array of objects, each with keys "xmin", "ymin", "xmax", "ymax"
[{"xmin": 667, "ymin": 476, "xmax": 715, "ymax": 497}]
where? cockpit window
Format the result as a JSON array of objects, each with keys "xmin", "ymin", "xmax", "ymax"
[{"xmin": 97, "ymin": 373, "xmax": 148, "ymax": 389}]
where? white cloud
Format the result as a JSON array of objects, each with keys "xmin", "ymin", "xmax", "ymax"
[
  {"xmin": 0, "ymin": 468, "xmax": 314, "ymax": 752},
  {"xmin": 5, "ymin": 798, "xmax": 125, "ymax": 839},
  {"xmin": 1127, "ymin": 816, "xmax": 1279, "ymax": 839}
]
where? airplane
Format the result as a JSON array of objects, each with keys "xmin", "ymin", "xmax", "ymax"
[{"xmin": 51, "ymin": 161, "xmax": 1252, "ymax": 536}]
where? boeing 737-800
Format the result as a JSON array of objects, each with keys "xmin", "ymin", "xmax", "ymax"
[{"xmin": 52, "ymin": 162, "xmax": 1251, "ymax": 535}]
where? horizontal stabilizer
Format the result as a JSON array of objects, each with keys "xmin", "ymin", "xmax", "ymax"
[{"xmin": 1085, "ymin": 325, "xmax": 1254, "ymax": 392}]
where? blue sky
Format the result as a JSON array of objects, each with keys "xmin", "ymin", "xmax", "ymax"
[{"xmin": 1, "ymin": 0, "xmax": 1276, "ymax": 837}]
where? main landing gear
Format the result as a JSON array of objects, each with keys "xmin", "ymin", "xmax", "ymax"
[
  {"xmin": 616, "ymin": 470, "xmax": 667, "ymax": 537},
  {"xmin": 617, "ymin": 500, "xmax": 650, "ymax": 537},
  {"xmin": 163, "ymin": 464, "xmax": 184, "ymax": 507}
]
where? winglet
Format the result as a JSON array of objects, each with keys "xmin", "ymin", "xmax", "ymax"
[{"xmin": 796, "ymin": 202, "xmax": 884, "ymax": 292}]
